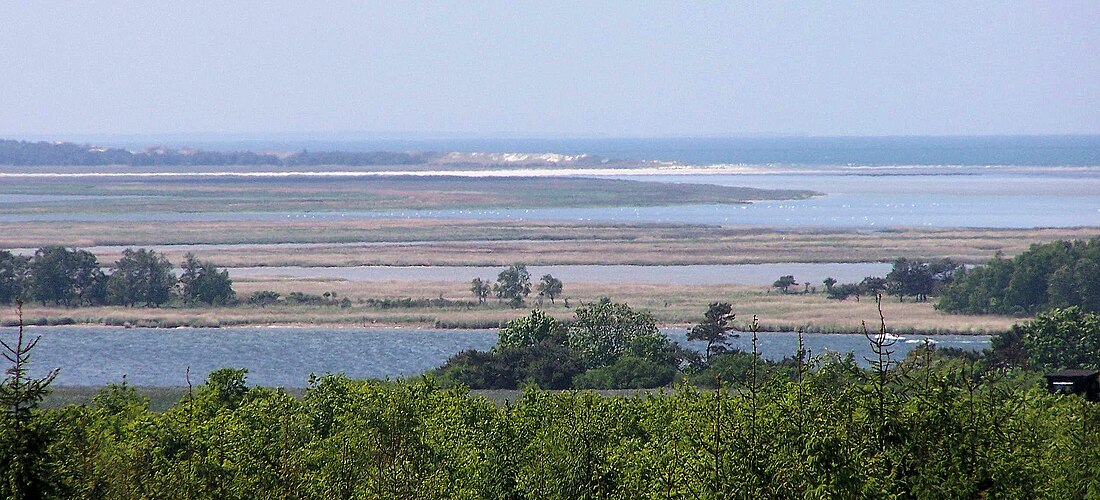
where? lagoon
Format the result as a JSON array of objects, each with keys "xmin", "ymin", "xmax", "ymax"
[
  {"xmin": 2, "ymin": 166, "xmax": 1097, "ymax": 228},
  {"xmin": 1, "ymin": 326, "xmax": 989, "ymax": 387}
]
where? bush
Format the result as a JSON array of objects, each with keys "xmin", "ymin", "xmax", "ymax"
[
  {"xmin": 1018, "ymin": 306, "xmax": 1100, "ymax": 371},
  {"xmin": 248, "ymin": 290, "xmax": 281, "ymax": 307},
  {"xmin": 497, "ymin": 309, "xmax": 566, "ymax": 350},
  {"xmin": 573, "ymin": 356, "xmax": 676, "ymax": 389},
  {"xmin": 432, "ymin": 343, "xmax": 585, "ymax": 390}
]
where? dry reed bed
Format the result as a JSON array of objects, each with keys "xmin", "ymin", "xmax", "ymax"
[
  {"xmin": 3, "ymin": 280, "xmax": 1020, "ymax": 334},
  {"xmin": 1, "ymin": 221, "xmax": 1095, "ymax": 267}
]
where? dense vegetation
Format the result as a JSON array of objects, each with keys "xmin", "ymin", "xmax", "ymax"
[
  {"xmin": 823, "ymin": 257, "xmax": 961, "ymax": 302},
  {"xmin": 6, "ymin": 321, "xmax": 1100, "ymax": 497},
  {"xmin": 937, "ymin": 238, "xmax": 1100, "ymax": 315},
  {"xmin": 434, "ymin": 301, "xmax": 686, "ymax": 390},
  {"xmin": 0, "ymin": 247, "xmax": 233, "ymax": 308},
  {"xmin": 0, "ymin": 139, "xmax": 429, "ymax": 166}
]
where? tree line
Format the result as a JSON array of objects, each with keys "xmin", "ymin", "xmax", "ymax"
[
  {"xmin": 937, "ymin": 238, "xmax": 1100, "ymax": 315},
  {"xmin": 774, "ymin": 257, "xmax": 962, "ymax": 303},
  {"xmin": 0, "ymin": 139, "xmax": 430, "ymax": 167},
  {"xmin": 0, "ymin": 247, "xmax": 233, "ymax": 307},
  {"xmin": 470, "ymin": 264, "xmax": 563, "ymax": 308}
]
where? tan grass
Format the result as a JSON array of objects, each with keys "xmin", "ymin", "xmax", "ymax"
[
  {"xmin": 1, "ymin": 221, "xmax": 1095, "ymax": 267},
  {"xmin": 4, "ymin": 280, "xmax": 1021, "ymax": 334}
]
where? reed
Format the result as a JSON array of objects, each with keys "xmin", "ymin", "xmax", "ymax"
[{"xmin": 1, "ymin": 281, "xmax": 1021, "ymax": 334}]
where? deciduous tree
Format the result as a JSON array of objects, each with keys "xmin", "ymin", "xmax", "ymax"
[
  {"xmin": 107, "ymin": 248, "xmax": 175, "ymax": 307},
  {"xmin": 537, "ymin": 274, "xmax": 563, "ymax": 304},
  {"xmin": 494, "ymin": 264, "xmax": 531, "ymax": 308}
]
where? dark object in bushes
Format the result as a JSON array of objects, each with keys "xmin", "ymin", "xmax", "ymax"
[{"xmin": 1045, "ymin": 369, "xmax": 1100, "ymax": 402}]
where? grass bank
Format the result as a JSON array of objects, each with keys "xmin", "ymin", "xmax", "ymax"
[
  {"xmin": 3, "ymin": 281, "xmax": 1020, "ymax": 335},
  {"xmin": 2, "ymin": 222, "xmax": 1094, "ymax": 267}
]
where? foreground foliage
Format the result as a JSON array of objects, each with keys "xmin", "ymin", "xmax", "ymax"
[
  {"xmin": 6, "ymin": 357, "xmax": 1100, "ymax": 499},
  {"xmin": 6, "ymin": 296, "xmax": 1100, "ymax": 497}
]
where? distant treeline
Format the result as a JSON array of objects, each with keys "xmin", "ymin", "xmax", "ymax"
[
  {"xmin": 937, "ymin": 238, "xmax": 1100, "ymax": 315},
  {"xmin": 819, "ymin": 257, "xmax": 962, "ymax": 303},
  {"xmin": 0, "ymin": 246, "xmax": 233, "ymax": 307},
  {"xmin": 0, "ymin": 139, "xmax": 432, "ymax": 166}
]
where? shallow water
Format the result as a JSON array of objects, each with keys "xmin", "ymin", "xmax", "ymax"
[
  {"xmin": 0, "ymin": 326, "xmax": 989, "ymax": 387},
  {"xmin": 3, "ymin": 168, "xmax": 1096, "ymax": 228}
]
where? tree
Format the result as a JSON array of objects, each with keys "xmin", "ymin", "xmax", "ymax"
[
  {"xmin": 26, "ymin": 246, "xmax": 76, "ymax": 306},
  {"xmin": 25, "ymin": 246, "xmax": 107, "ymax": 307},
  {"xmin": 433, "ymin": 343, "xmax": 584, "ymax": 390},
  {"xmin": 1018, "ymin": 306, "xmax": 1100, "ymax": 372},
  {"xmin": 567, "ymin": 299, "xmax": 668, "ymax": 368},
  {"xmin": 0, "ymin": 302, "xmax": 59, "ymax": 420},
  {"xmin": 0, "ymin": 251, "xmax": 28, "ymax": 305},
  {"xmin": 772, "ymin": 275, "xmax": 798, "ymax": 293},
  {"xmin": 178, "ymin": 253, "xmax": 235, "ymax": 305},
  {"xmin": 884, "ymin": 258, "xmax": 959, "ymax": 303},
  {"xmin": 107, "ymin": 248, "xmax": 175, "ymax": 307},
  {"xmin": 70, "ymin": 249, "xmax": 107, "ymax": 306},
  {"xmin": 859, "ymin": 276, "xmax": 887, "ymax": 296},
  {"xmin": 497, "ymin": 309, "xmax": 566, "ymax": 350},
  {"xmin": 470, "ymin": 278, "xmax": 491, "ymax": 305},
  {"xmin": 823, "ymin": 277, "xmax": 837, "ymax": 294},
  {"xmin": 537, "ymin": 274, "xmax": 563, "ymax": 304},
  {"xmin": 937, "ymin": 239, "xmax": 1100, "ymax": 315},
  {"xmin": 494, "ymin": 264, "xmax": 531, "ymax": 308},
  {"xmin": 687, "ymin": 302, "xmax": 738, "ymax": 364},
  {"xmin": 0, "ymin": 302, "xmax": 60, "ymax": 499},
  {"xmin": 886, "ymin": 258, "xmax": 925, "ymax": 302}
]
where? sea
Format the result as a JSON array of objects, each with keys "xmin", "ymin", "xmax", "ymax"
[{"xmin": 163, "ymin": 134, "xmax": 1100, "ymax": 167}]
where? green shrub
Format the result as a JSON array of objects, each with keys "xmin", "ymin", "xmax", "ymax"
[{"xmin": 573, "ymin": 356, "xmax": 676, "ymax": 389}]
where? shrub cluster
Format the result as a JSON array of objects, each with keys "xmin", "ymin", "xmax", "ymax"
[{"xmin": 434, "ymin": 302, "xmax": 686, "ymax": 390}]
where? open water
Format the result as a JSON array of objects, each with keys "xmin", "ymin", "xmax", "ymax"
[{"xmin": 0, "ymin": 326, "xmax": 989, "ymax": 387}]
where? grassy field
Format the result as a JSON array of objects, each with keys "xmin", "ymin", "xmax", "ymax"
[
  {"xmin": 3, "ymin": 279, "xmax": 1020, "ymax": 334},
  {"xmin": 1, "ymin": 221, "xmax": 1095, "ymax": 267}
]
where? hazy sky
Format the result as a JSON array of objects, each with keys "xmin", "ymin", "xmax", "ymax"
[{"xmin": 2, "ymin": 2, "xmax": 1098, "ymax": 138}]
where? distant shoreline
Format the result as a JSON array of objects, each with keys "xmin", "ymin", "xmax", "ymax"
[{"xmin": 1, "ymin": 163, "xmax": 1098, "ymax": 179}]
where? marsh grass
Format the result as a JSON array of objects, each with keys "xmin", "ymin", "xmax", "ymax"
[
  {"xmin": 2, "ymin": 281, "xmax": 1020, "ymax": 334},
  {"xmin": 2, "ymin": 221, "xmax": 1092, "ymax": 267}
]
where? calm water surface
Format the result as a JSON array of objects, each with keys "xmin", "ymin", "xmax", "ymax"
[
  {"xmin": 1, "ymin": 326, "xmax": 989, "ymax": 387},
  {"xmin": 4, "ymin": 169, "xmax": 1096, "ymax": 228}
]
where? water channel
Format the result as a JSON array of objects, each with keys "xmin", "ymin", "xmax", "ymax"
[{"xmin": 1, "ymin": 326, "xmax": 990, "ymax": 387}]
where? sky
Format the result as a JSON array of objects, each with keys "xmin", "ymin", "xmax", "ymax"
[{"xmin": 1, "ymin": 2, "xmax": 1098, "ymax": 138}]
